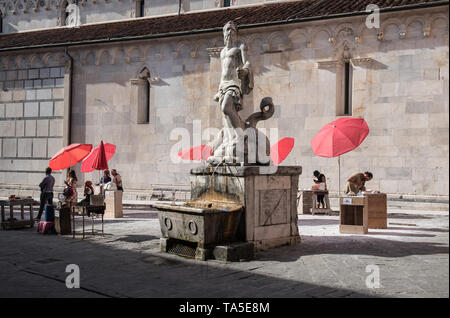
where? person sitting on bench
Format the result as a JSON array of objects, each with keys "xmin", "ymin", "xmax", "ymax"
[{"xmin": 77, "ymin": 181, "xmax": 94, "ymax": 206}]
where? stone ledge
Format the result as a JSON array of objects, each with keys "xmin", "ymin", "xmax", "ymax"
[{"xmin": 190, "ymin": 165, "xmax": 302, "ymax": 177}]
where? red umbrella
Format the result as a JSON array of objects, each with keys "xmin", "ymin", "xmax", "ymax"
[
  {"xmin": 81, "ymin": 142, "xmax": 116, "ymax": 173},
  {"xmin": 178, "ymin": 145, "xmax": 212, "ymax": 161},
  {"xmin": 311, "ymin": 117, "xmax": 369, "ymax": 195},
  {"xmin": 49, "ymin": 143, "xmax": 93, "ymax": 171},
  {"xmin": 91, "ymin": 140, "xmax": 109, "ymax": 171},
  {"xmin": 270, "ymin": 137, "xmax": 295, "ymax": 166}
]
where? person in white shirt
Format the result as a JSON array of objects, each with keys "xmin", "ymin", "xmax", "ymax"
[{"xmin": 312, "ymin": 172, "xmax": 327, "ymax": 209}]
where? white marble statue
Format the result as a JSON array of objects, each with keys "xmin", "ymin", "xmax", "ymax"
[
  {"xmin": 66, "ymin": 0, "xmax": 81, "ymax": 28},
  {"xmin": 207, "ymin": 21, "xmax": 253, "ymax": 165},
  {"xmin": 207, "ymin": 21, "xmax": 273, "ymax": 166}
]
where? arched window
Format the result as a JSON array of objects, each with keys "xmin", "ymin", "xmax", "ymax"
[
  {"xmin": 337, "ymin": 45, "xmax": 353, "ymax": 116},
  {"xmin": 130, "ymin": 67, "xmax": 151, "ymax": 124}
]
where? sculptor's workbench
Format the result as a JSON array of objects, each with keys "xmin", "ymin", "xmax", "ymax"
[
  {"xmin": 0, "ymin": 198, "xmax": 39, "ymax": 230},
  {"xmin": 339, "ymin": 193, "xmax": 387, "ymax": 234}
]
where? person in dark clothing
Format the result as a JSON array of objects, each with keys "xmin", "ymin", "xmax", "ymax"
[
  {"xmin": 37, "ymin": 167, "xmax": 55, "ymax": 221},
  {"xmin": 77, "ymin": 181, "xmax": 94, "ymax": 206},
  {"xmin": 312, "ymin": 170, "xmax": 327, "ymax": 208}
]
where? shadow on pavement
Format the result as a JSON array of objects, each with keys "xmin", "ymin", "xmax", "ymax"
[
  {"xmin": 108, "ymin": 234, "xmax": 159, "ymax": 243},
  {"xmin": 387, "ymin": 213, "xmax": 435, "ymax": 220},
  {"xmin": 0, "ymin": 228, "xmax": 376, "ymax": 298},
  {"xmin": 298, "ymin": 218, "xmax": 340, "ymax": 226},
  {"xmin": 367, "ymin": 231, "xmax": 436, "ymax": 238},
  {"xmin": 257, "ymin": 235, "xmax": 449, "ymax": 262}
]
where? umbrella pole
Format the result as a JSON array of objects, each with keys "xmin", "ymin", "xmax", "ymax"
[{"xmin": 338, "ymin": 156, "xmax": 341, "ymax": 198}]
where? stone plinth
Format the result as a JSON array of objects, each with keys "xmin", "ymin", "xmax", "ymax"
[
  {"xmin": 104, "ymin": 190, "xmax": 123, "ymax": 218},
  {"xmin": 190, "ymin": 165, "xmax": 302, "ymax": 251}
]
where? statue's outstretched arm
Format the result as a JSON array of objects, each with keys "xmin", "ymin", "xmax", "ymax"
[{"xmin": 238, "ymin": 43, "xmax": 254, "ymax": 94}]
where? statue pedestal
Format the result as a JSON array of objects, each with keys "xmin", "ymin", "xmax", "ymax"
[{"xmin": 190, "ymin": 165, "xmax": 302, "ymax": 251}]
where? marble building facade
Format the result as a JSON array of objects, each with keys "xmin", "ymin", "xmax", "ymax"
[{"xmin": 0, "ymin": 0, "xmax": 448, "ymax": 202}]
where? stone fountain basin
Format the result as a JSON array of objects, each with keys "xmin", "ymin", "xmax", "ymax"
[{"xmin": 154, "ymin": 203, "xmax": 243, "ymax": 246}]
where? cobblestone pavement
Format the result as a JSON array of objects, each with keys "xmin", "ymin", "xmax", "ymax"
[{"xmin": 0, "ymin": 207, "xmax": 448, "ymax": 298}]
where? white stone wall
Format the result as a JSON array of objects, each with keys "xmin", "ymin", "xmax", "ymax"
[
  {"xmin": 81, "ymin": 1, "xmax": 132, "ymax": 24},
  {"xmin": 0, "ymin": 50, "xmax": 66, "ymax": 186},
  {"xmin": 0, "ymin": 6, "xmax": 448, "ymax": 200}
]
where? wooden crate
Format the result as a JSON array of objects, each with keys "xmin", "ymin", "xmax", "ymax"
[
  {"xmin": 55, "ymin": 207, "xmax": 71, "ymax": 235},
  {"xmin": 339, "ymin": 196, "xmax": 368, "ymax": 234},
  {"xmin": 366, "ymin": 193, "xmax": 387, "ymax": 229},
  {"xmin": 104, "ymin": 190, "xmax": 123, "ymax": 218}
]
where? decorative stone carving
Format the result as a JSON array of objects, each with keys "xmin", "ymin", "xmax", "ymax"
[
  {"xmin": 351, "ymin": 57, "xmax": 374, "ymax": 68},
  {"xmin": 328, "ymin": 37, "xmax": 336, "ymax": 46},
  {"xmin": 424, "ymin": 25, "xmax": 431, "ymax": 37},
  {"xmin": 65, "ymin": 0, "xmax": 81, "ymax": 27},
  {"xmin": 377, "ymin": 32, "xmax": 384, "ymax": 41},
  {"xmin": 206, "ymin": 47, "xmax": 222, "ymax": 58},
  {"xmin": 317, "ymin": 60, "xmax": 340, "ymax": 70}
]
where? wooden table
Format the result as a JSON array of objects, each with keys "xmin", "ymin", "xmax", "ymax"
[
  {"xmin": 366, "ymin": 193, "xmax": 387, "ymax": 229},
  {"xmin": 0, "ymin": 199, "xmax": 39, "ymax": 230},
  {"xmin": 71, "ymin": 205, "xmax": 105, "ymax": 239},
  {"xmin": 339, "ymin": 193, "xmax": 388, "ymax": 234}
]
